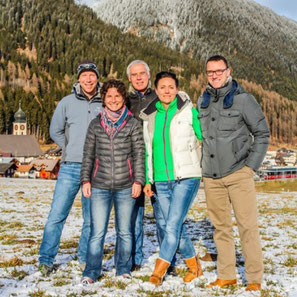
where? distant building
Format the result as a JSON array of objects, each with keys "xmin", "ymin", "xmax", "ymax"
[
  {"xmin": 283, "ymin": 154, "xmax": 296, "ymax": 166},
  {"xmin": 0, "ymin": 135, "xmax": 43, "ymax": 163},
  {"xmin": 30, "ymin": 158, "xmax": 60, "ymax": 179},
  {"xmin": 0, "ymin": 163, "xmax": 17, "ymax": 177},
  {"xmin": 13, "ymin": 102, "xmax": 27, "ymax": 136},
  {"xmin": 15, "ymin": 164, "xmax": 37, "ymax": 179}
]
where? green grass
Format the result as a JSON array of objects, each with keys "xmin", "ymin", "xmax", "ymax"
[
  {"xmin": 133, "ymin": 275, "xmax": 150, "ymax": 282},
  {"xmin": 28, "ymin": 289, "xmax": 52, "ymax": 297},
  {"xmin": 60, "ymin": 240, "xmax": 78, "ymax": 249},
  {"xmin": 136, "ymin": 289, "xmax": 174, "ymax": 297},
  {"xmin": 102, "ymin": 278, "xmax": 128, "ymax": 289},
  {"xmin": 282, "ymin": 256, "xmax": 297, "ymax": 267},
  {"xmin": 255, "ymin": 179, "xmax": 297, "ymax": 193},
  {"xmin": 80, "ymin": 290, "xmax": 98, "ymax": 296},
  {"xmin": 53, "ymin": 279, "xmax": 71, "ymax": 286},
  {"xmin": 10, "ymin": 268, "xmax": 29, "ymax": 280}
]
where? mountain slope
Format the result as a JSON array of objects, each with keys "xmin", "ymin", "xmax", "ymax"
[
  {"xmin": 0, "ymin": 0, "xmax": 201, "ymax": 141},
  {"xmin": 0, "ymin": 0, "xmax": 296, "ymax": 144},
  {"xmin": 92, "ymin": 0, "xmax": 297, "ymax": 102}
]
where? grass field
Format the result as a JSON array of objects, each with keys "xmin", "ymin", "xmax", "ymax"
[{"xmin": 0, "ymin": 178, "xmax": 296, "ymax": 296}]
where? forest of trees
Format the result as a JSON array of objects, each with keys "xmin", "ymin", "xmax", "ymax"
[
  {"xmin": 94, "ymin": 0, "xmax": 297, "ymax": 102},
  {"xmin": 0, "ymin": 0, "xmax": 296, "ymax": 145}
]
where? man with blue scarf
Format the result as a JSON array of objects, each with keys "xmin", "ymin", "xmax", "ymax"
[{"xmin": 197, "ymin": 55, "xmax": 270, "ymax": 291}]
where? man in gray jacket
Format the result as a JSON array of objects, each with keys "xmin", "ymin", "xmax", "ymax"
[
  {"xmin": 39, "ymin": 60, "xmax": 103, "ymax": 276},
  {"xmin": 197, "ymin": 55, "xmax": 270, "ymax": 291}
]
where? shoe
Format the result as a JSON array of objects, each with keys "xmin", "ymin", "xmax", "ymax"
[
  {"xmin": 200, "ymin": 253, "xmax": 217, "ymax": 262},
  {"xmin": 183, "ymin": 255, "xmax": 203, "ymax": 282},
  {"xmin": 79, "ymin": 262, "xmax": 86, "ymax": 271},
  {"xmin": 167, "ymin": 266, "xmax": 178, "ymax": 277},
  {"xmin": 131, "ymin": 264, "xmax": 141, "ymax": 272},
  {"xmin": 149, "ymin": 258, "xmax": 170, "ymax": 286},
  {"xmin": 206, "ymin": 278, "xmax": 237, "ymax": 288},
  {"xmin": 39, "ymin": 264, "xmax": 54, "ymax": 276},
  {"xmin": 121, "ymin": 273, "xmax": 132, "ymax": 279},
  {"xmin": 246, "ymin": 283, "xmax": 261, "ymax": 291},
  {"xmin": 81, "ymin": 276, "xmax": 94, "ymax": 285}
]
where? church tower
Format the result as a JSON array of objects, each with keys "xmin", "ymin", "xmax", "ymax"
[{"xmin": 13, "ymin": 102, "xmax": 27, "ymax": 135}]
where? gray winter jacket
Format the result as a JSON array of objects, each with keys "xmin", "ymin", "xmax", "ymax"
[
  {"xmin": 50, "ymin": 83, "xmax": 103, "ymax": 163},
  {"xmin": 197, "ymin": 79, "xmax": 270, "ymax": 178},
  {"xmin": 80, "ymin": 111, "xmax": 145, "ymax": 190}
]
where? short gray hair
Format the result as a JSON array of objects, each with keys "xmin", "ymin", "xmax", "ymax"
[{"xmin": 126, "ymin": 60, "xmax": 150, "ymax": 77}]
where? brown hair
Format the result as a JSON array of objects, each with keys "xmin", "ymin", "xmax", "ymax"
[{"xmin": 100, "ymin": 79, "xmax": 127, "ymax": 107}]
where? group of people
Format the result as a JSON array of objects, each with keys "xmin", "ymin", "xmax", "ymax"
[{"xmin": 38, "ymin": 56, "xmax": 270, "ymax": 292}]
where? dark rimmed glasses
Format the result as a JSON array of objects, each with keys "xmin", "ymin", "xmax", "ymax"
[{"xmin": 206, "ymin": 68, "xmax": 228, "ymax": 76}]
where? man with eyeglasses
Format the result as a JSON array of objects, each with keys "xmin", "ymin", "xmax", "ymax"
[
  {"xmin": 126, "ymin": 60, "xmax": 177, "ymax": 275},
  {"xmin": 197, "ymin": 55, "xmax": 270, "ymax": 291},
  {"xmin": 39, "ymin": 60, "xmax": 103, "ymax": 276}
]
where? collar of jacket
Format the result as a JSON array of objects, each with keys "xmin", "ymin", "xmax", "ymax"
[
  {"xmin": 98, "ymin": 109, "xmax": 133, "ymax": 127},
  {"xmin": 72, "ymin": 82, "xmax": 102, "ymax": 102},
  {"xmin": 128, "ymin": 84, "xmax": 154, "ymax": 98},
  {"xmin": 141, "ymin": 93, "xmax": 188, "ymax": 117},
  {"xmin": 201, "ymin": 79, "xmax": 239, "ymax": 109}
]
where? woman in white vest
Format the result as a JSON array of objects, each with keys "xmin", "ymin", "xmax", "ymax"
[{"xmin": 140, "ymin": 71, "xmax": 203, "ymax": 286}]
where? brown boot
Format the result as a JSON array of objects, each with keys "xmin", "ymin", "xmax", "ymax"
[
  {"xmin": 246, "ymin": 283, "xmax": 261, "ymax": 291},
  {"xmin": 200, "ymin": 252, "xmax": 217, "ymax": 262},
  {"xmin": 149, "ymin": 258, "xmax": 170, "ymax": 286},
  {"xmin": 206, "ymin": 278, "xmax": 237, "ymax": 288},
  {"xmin": 183, "ymin": 255, "xmax": 203, "ymax": 282}
]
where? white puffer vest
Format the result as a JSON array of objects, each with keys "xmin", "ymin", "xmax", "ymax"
[{"xmin": 142, "ymin": 97, "xmax": 201, "ymax": 183}]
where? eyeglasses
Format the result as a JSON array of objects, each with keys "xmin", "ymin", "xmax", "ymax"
[
  {"xmin": 77, "ymin": 63, "xmax": 97, "ymax": 71},
  {"xmin": 206, "ymin": 68, "xmax": 228, "ymax": 76}
]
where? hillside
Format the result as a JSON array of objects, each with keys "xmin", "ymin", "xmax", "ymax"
[
  {"xmin": 0, "ymin": 0, "xmax": 297, "ymax": 145},
  {"xmin": 0, "ymin": 0, "xmax": 201, "ymax": 142},
  {"xmin": 92, "ymin": 0, "xmax": 297, "ymax": 103}
]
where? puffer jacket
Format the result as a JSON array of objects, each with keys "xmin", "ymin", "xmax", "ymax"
[
  {"xmin": 197, "ymin": 79, "xmax": 270, "ymax": 179},
  {"xmin": 140, "ymin": 94, "xmax": 202, "ymax": 183},
  {"xmin": 80, "ymin": 111, "xmax": 145, "ymax": 190}
]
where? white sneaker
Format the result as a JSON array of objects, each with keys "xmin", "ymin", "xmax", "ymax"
[
  {"xmin": 81, "ymin": 276, "xmax": 94, "ymax": 285},
  {"xmin": 121, "ymin": 273, "xmax": 132, "ymax": 279}
]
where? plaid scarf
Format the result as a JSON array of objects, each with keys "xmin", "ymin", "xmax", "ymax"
[{"xmin": 101, "ymin": 105, "xmax": 128, "ymax": 138}]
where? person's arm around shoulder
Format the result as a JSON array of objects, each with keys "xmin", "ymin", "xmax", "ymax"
[
  {"xmin": 80, "ymin": 120, "xmax": 97, "ymax": 198},
  {"xmin": 50, "ymin": 99, "xmax": 67, "ymax": 148},
  {"xmin": 192, "ymin": 107, "xmax": 202, "ymax": 141},
  {"xmin": 242, "ymin": 94, "xmax": 270, "ymax": 171},
  {"xmin": 131, "ymin": 119, "xmax": 145, "ymax": 198}
]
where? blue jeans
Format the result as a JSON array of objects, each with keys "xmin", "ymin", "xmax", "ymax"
[
  {"xmin": 39, "ymin": 162, "xmax": 91, "ymax": 266},
  {"xmin": 131, "ymin": 189, "xmax": 176, "ymax": 266},
  {"xmin": 155, "ymin": 178, "xmax": 200, "ymax": 263},
  {"xmin": 83, "ymin": 187, "xmax": 135, "ymax": 280}
]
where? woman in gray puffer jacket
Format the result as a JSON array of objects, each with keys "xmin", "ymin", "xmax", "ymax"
[{"xmin": 80, "ymin": 79, "xmax": 145, "ymax": 284}]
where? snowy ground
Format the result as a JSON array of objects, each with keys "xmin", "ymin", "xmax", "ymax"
[{"xmin": 0, "ymin": 178, "xmax": 296, "ymax": 297}]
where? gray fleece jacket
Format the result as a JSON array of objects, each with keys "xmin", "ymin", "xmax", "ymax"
[{"xmin": 50, "ymin": 83, "xmax": 103, "ymax": 163}]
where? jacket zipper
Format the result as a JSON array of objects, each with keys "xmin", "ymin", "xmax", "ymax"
[
  {"xmin": 127, "ymin": 159, "xmax": 132, "ymax": 180},
  {"xmin": 110, "ymin": 135, "xmax": 114, "ymax": 190},
  {"xmin": 93, "ymin": 158, "xmax": 99, "ymax": 178},
  {"xmin": 163, "ymin": 111, "xmax": 170, "ymax": 181}
]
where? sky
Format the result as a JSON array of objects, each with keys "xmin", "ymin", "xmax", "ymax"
[
  {"xmin": 253, "ymin": 0, "xmax": 297, "ymax": 22},
  {"xmin": 77, "ymin": 0, "xmax": 297, "ymax": 22}
]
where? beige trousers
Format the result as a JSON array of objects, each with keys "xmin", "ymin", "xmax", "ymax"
[{"xmin": 204, "ymin": 166, "xmax": 263, "ymax": 284}]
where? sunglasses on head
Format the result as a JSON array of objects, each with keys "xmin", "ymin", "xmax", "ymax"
[{"xmin": 77, "ymin": 63, "xmax": 97, "ymax": 71}]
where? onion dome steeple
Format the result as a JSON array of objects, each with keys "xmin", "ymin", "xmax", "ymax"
[{"xmin": 14, "ymin": 102, "xmax": 26, "ymax": 123}]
